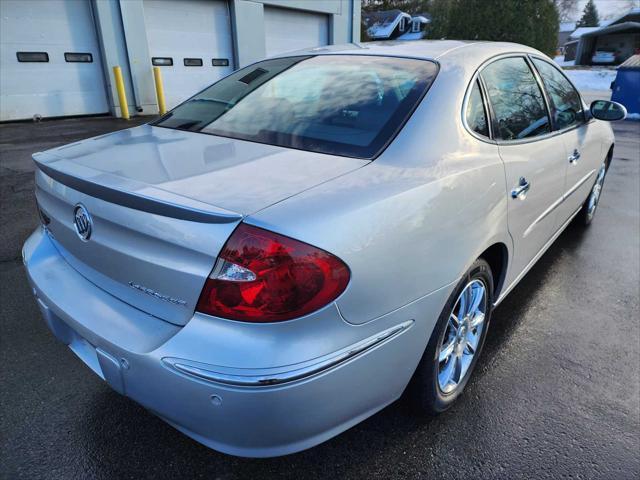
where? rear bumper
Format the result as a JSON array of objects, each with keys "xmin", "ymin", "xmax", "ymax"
[{"xmin": 23, "ymin": 227, "xmax": 451, "ymax": 457}]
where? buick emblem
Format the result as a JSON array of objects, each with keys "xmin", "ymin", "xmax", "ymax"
[{"xmin": 73, "ymin": 204, "xmax": 92, "ymax": 241}]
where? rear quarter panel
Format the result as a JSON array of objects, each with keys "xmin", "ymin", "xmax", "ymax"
[{"xmin": 249, "ymin": 52, "xmax": 512, "ymax": 325}]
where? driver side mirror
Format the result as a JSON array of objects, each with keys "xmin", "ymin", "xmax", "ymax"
[{"xmin": 590, "ymin": 100, "xmax": 627, "ymax": 121}]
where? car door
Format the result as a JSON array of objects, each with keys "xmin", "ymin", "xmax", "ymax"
[
  {"xmin": 480, "ymin": 56, "xmax": 567, "ymax": 287},
  {"xmin": 530, "ymin": 56, "xmax": 602, "ymax": 225}
]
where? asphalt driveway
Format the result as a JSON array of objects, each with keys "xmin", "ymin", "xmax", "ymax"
[{"xmin": 1, "ymin": 116, "xmax": 638, "ymax": 479}]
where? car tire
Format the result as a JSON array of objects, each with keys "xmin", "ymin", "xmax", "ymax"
[
  {"xmin": 408, "ymin": 258, "xmax": 494, "ymax": 415},
  {"xmin": 578, "ymin": 159, "xmax": 608, "ymax": 227}
]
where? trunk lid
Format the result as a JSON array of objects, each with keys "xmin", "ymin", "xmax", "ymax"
[
  {"xmin": 37, "ymin": 124, "xmax": 368, "ymax": 214},
  {"xmin": 33, "ymin": 125, "xmax": 366, "ymax": 325}
]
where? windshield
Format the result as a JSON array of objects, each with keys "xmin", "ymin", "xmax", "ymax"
[{"xmin": 153, "ymin": 55, "xmax": 438, "ymax": 159}]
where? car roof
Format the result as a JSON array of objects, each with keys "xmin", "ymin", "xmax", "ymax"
[{"xmin": 273, "ymin": 40, "xmax": 544, "ymax": 63}]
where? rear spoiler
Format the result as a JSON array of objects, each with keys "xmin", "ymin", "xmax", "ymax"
[{"xmin": 33, "ymin": 155, "xmax": 243, "ymax": 224}]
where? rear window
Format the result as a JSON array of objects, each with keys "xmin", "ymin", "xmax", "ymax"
[{"xmin": 153, "ymin": 55, "xmax": 438, "ymax": 159}]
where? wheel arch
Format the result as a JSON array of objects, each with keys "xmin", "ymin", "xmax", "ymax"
[
  {"xmin": 605, "ymin": 143, "xmax": 614, "ymax": 170},
  {"xmin": 478, "ymin": 242, "xmax": 509, "ymax": 302}
]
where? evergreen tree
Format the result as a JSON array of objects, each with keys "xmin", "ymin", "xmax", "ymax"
[
  {"xmin": 361, "ymin": 0, "xmax": 560, "ymax": 56},
  {"xmin": 576, "ymin": 0, "xmax": 599, "ymax": 27},
  {"xmin": 362, "ymin": 0, "xmax": 429, "ymax": 14},
  {"xmin": 424, "ymin": 0, "xmax": 559, "ymax": 57}
]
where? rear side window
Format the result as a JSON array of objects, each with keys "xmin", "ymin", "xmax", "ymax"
[
  {"xmin": 481, "ymin": 57, "xmax": 551, "ymax": 141},
  {"xmin": 531, "ymin": 58, "xmax": 585, "ymax": 130},
  {"xmin": 153, "ymin": 55, "xmax": 438, "ymax": 159},
  {"xmin": 465, "ymin": 80, "xmax": 489, "ymax": 137}
]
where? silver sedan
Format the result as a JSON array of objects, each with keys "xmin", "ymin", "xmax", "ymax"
[{"xmin": 23, "ymin": 40, "xmax": 626, "ymax": 457}]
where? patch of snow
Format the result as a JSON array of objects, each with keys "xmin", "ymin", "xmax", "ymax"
[
  {"xmin": 554, "ymin": 55, "xmax": 575, "ymax": 67},
  {"xmin": 569, "ymin": 27, "xmax": 601, "ymax": 39},
  {"xmin": 398, "ymin": 31, "xmax": 424, "ymax": 40},
  {"xmin": 366, "ymin": 11, "xmax": 411, "ymax": 39},
  {"xmin": 562, "ymin": 69, "xmax": 616, "ymax": 93}
]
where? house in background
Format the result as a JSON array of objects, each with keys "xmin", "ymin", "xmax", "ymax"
[
  {"xmin": 558, "ymin": 21, "xmax": 576, "ymax": 52},
  {"xmin": 564, "ymin": 8, "xmax": 640, "ymax": 65},
  {"xmin": 564, "ymin": 26, "xmax": 601, "ymax": 61},
  {"xmin": 362, "ymin": 9, "xmax": 430, "ymax": 40},
  {"xmin": 574, "ymin": 8, "xmax": 640, "ymax": 65}
]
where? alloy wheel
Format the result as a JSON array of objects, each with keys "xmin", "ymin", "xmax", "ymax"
[
  {"xmin": 586, "ymin": 163, "xmax": 607, "ymax": 222},
  {"xmin": 437, "ymin": 279, "xmax": 487, "ymax": 394}
]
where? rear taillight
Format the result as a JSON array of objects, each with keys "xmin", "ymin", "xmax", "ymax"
[{"xmin": 196, "ymin": 224, "xmax": 350, "ymax": 322}]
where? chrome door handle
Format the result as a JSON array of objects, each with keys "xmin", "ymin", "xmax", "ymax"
[
  {"xmin": 569, "ymin": 149, "xmax": 581, "ymax": 164},
  {"xmin": 511, "ymin": 177, "xmax": 530, "ymax": 200}
]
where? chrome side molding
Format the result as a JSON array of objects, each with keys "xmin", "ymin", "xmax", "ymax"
[
  {"xmin": 495, "ymin": 205, "xmax": 583, "ymax": 306},
  {"xmin": 564, "ymin": 169, "xmax": 596, "ymax": 199},
  {"xmin": 523, "ymin": 168, "xmax": 596, "ymax": 238},
  {"xmin": 163, "ymin": 320, "xmax": 414, "ymax": 387}
]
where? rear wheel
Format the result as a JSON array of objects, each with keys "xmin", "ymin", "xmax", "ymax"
[
  {"xmin": 578, "ymin": 160, "xmax": 608, "ymax": 226},
  {"xmin": 409, "ymin": 258, "xmax": 493, "ymax": 414}
]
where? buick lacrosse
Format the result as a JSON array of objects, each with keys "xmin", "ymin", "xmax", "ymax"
[{"xmin": 23, "ymin": 41, "xmax": 626, "ymax": 457}]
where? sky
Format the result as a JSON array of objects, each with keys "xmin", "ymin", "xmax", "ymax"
[{"xmin": 571, "ymin": 0, "xmax": 639, "ymax": 21}]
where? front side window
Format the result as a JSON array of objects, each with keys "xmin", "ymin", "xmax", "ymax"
[
  {"xmin": 531, "ymin": 58, "xmax": 584, "ymax": 130},
  {"xmin": 481, "ymin": 57, "xmax": 551, "ymax": 141},
  {"xmin": 153, "ymin": 55, "xmax": 438, "ymax": 159},
  {"xmin": 465, "ymin": 80, "xmax": 489, "ymax": 137}
]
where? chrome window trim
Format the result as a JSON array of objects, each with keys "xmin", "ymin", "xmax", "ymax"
[
  {"xmin": 477, "ymin": 53, "xmax": 555, "ymax": 145},
  {"xmin": 524, "ymin": 55, "xmax": 555, "ymax": 131},
  {"xmin": 461, "ymin": 74, "xmax": 496, "ymax": 144},
  {"xmin": 527, "ymin": 54, "xmax": 588, "ymax": 132}
]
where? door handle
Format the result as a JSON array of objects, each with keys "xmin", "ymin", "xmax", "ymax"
[
  {"xmin": 569, "ymin": 149, "xmax": 581, "ymax": 164},
  {"xmin": 511, "ymin": 177, "xmax": 530, "ymax": 200}
]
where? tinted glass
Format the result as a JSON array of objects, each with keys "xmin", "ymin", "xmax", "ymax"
[
  {"xmin": 153, "ymin": 55, "xmax": 438, "ymax": 159},
  {"xmin": 184, "ymin": 58, "xmax": 203, "ymax": 66},
  {"xmin": 17, "ymin": 52, "xmax": 48, "ymax": 62},
  {"xmin": 532, "ymin": 58, "xmax": 584, "ymax": 130},
  {"xmin": 152, "ymin": 57, "xmax": 173, "ymax": 66},
  {"xmin": 466, "ymin": 80, "xmax": 489, "ymax": 137},
  {"xmin": 65, "ymin": 52, "xmax": 93, "ymax": 63},
  {"xmin": 481, "ymin": 57, "xmax": 550, "ymax": 141}
]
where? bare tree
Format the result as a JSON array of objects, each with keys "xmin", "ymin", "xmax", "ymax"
[{"xmin": 555, "ymin": 0, "xmax": 578, "ymax": 22}]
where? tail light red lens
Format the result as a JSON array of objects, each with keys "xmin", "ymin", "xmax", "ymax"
[{"xmin": 196, "ymin": 224, "xmax": 350, "ymax": 322}]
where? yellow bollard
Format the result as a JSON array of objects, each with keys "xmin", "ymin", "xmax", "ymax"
[
  {"xmin": 153, "ymin": 66, "xmax": 167, "ymax": 115},
  {"xmin": 112, "ymin": 66, "xmax": 130, "ymax": 120}
]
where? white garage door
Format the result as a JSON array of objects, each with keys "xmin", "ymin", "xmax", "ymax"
[
  {"xmin": 264, "ymin": 7, "xmax": 329, "ymax": 57},
  {"xmin": 144, "ymin": 0, "xmax": 234, "ymax": 109},
  {"xmin": 0, "ymin": 0, "xmax": 109, "ymax": 121}
]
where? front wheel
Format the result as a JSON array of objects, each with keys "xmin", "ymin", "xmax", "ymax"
[
  {"xmin": 578, "ymin": 161, "xmax": 608, "ymax": 226},
  {"xmin": 408, "ymin": 258, "xmax": 494, "ymax": 414}
]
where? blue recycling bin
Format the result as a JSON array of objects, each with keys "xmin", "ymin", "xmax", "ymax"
[{"xmin": 611, "ymin": 55, "xmax": 640, "ymax": 118}]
